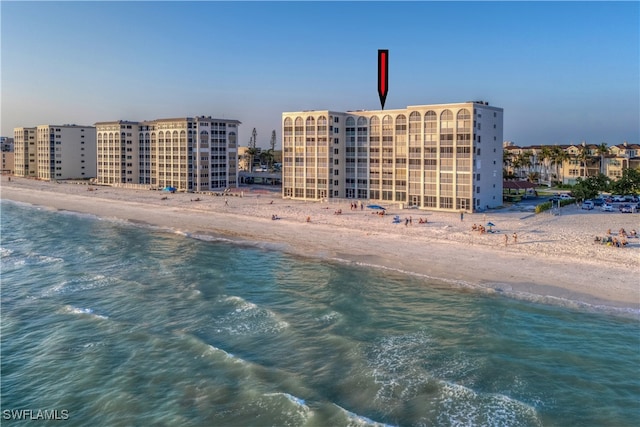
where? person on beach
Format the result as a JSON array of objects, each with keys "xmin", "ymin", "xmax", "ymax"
[
  {"xmin": 460, "ymin": 212, "xmax": 464, "ymax": 222},
  {"xmin": 224, "ymin": 197, "xmax": 228, "ymax": 206},
  {"xmin": 504, "ymin": 234, "xmax": 508, "ymax": 246},
  {"xmin": 512, "ymin": 232, "xmax": 518, "ymax": 243}
]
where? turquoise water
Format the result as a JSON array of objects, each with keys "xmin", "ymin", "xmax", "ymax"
[{"xmin": 1, "ymin": 200, "xmax": 639, "ymax": 426}]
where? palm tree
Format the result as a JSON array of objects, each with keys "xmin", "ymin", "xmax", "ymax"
[
  {"xmin": 578, "ymin": 142, "xmax": 590, "ymax": 177},
  {"xmin": 503, "ymin": 150, "xmax": 514, "ymax": 177},
  {"xmin": 596, "ymin": 142, "xmax": 609, "ymax": 175},
  {"xmin": 539, "ymin": 146, "xmax": 553, "ymax": 186},
  {"xmin": 553, "ymin": 148, "xmax": 569, "ymax": 184},
  {"xmin": 512, "ymin": 154, "xmax": 523, "ymax": 179},
  {"xmin": 245, "ymin": 147, "xmax": 258, "ymax": 171},
  {"xmin": 246, "ymin": 127, "xmax": 258, "ymax": 171},
  {"xmin": 522, "ymin": 150, "xmax": 534, "ymax": 179}
]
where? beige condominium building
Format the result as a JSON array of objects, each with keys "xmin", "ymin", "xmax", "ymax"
[
  {"xmin": 96, "ymin": 116, "xmax": 240, "ymax": 191},
  {"xmin": 282, "ymin": 101, "xmax": 503, "ymax": 212},
  {"xmin": 32, "ymin": 125, "xmax": 97, "ymax": 180},
  {"xmin": 13, "ymin": 127, "xmax": 37, "ymax": 177}
]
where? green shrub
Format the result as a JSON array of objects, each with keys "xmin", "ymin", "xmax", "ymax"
[{"xmin": 536, "ymin": 202, "xmax": 552, "ymax": 213}]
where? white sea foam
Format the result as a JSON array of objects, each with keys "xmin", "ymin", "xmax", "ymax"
[
  {"xmin": 436, "ymin": 381, "xmax": 542, "ymax": 427},
  {"xmin": 215, "ymin": 295, "xmax": 289, "ymax": 336},
  {"xmin": 0, "ymin": 247, "xmax": 14, "ymax": 257},
  {"xmin": 316, "ymin": 310, "xmax": 342, "ymax": 324},
  {"xmin": 42, "ymin": 275, "xmax": 111, "ymax": 297},
  {"xmin": 61, "ymin": 305, "xmax": 108, "ymax": 320},
  {"xmin": 332, "ymin": 404, "xmax": 393, "ymax": 426}
]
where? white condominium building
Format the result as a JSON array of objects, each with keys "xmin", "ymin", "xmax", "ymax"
[
  {"xmin": 13, "ymin": 127, "xmax": 37, "ymax": 177},
  {"xmin": 35, "ymin": 125, "xmax": 97, "ymax": 180},
  {"xmin": 282, "ymin": 102, "xmax": 503, "ymax": 212},
  {"xmin": 95, "ymin": 121, "xmax": 142, "ymax": 185},
  {"xmin": 96, "ymin": 116, "xmax": 240, "ymax": 191}
]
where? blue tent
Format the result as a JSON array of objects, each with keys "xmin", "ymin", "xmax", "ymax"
[
  {"xmin": 162, "ymin": 186, "xmax": 177, "ymax": 192},
  {"xmin": 366, "ymin": 204, "xmax": 386, "ymax": 210}
]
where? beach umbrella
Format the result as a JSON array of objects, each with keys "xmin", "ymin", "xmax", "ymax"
[
  {"xmin": 366, "ymin": 204, "xmax": 387, "ymax": 210},
  {"xmin": 486, "ymin": 221, "xmax": 495, "ymax": 231}
]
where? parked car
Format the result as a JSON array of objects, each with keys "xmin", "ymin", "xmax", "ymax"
[
  {"xmin": 559, "ymin": 194, "xmax": 573, "ymax": 200},
  {"xmin": 592, "ymin": 198, "xmax": 605, "ymax": 206},
  {"xmin": 623, "ymin": 195, "xmax": 639, "ymax": 202},
  {"xmin": 581, "ymin": 201, "xmax": 594, "ymax": 210},
  {"xmin": 601, "ymin": 203, "xmax": 614, "ymax": 212},
  {"xmin": 619, "ymin": 204, "xmax": 633, "ymax": 213},
  {"xmin": 612, "ymin": 195, "xmax": 626, "ymax": 202}
]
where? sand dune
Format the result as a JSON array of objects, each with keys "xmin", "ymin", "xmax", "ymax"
[{"xmin": 2, "ymin": 177, "xmax": 638, "ymax": 312}]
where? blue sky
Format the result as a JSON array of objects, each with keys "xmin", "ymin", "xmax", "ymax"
[{"xmin": 2, "ymin": 1, "xmax": 638, "ymax": 148}]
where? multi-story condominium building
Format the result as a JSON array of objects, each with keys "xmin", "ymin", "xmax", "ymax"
[
  {"xmin": 1, "ymin": 136, "xmax": 14, "ymax": 152},
  {"xmin": 35, "ymin": 125, "xmax": 97, "ymax": 180},
  {"xmin": 2, "ymin": 152, "xmax": 14, "ymax": 174},
  {"xmin": 96, "ymin": 116, "xmax": 240, "ymax": 191},
  {"xmin": 13, "ymin": 127, "xmax": 38, "ymax": 177},
  {"xmin": 282, "ymin": 102, "xmax": 503, "ymax": 212},
  {"xmin": 95, "ymin": 121, "xmax": 141, "ymax": 185},
  {"xmin": 1, "ymin": 136, "xmax": 15, "ymax": 174}
]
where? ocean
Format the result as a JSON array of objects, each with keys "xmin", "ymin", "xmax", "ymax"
[{"xmin": 1, "ymin": 200, "xmax": 639, "ymax": 426}]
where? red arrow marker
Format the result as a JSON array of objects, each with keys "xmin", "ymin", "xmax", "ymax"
[{"xmin": 378, "ymin": 49, "xmax": 389, "ymax": 110}]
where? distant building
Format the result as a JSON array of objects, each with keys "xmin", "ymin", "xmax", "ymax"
[
  {"xmin": 282, "ymin": 102, "xmax": 503, "ymax": 212},
  {"xmin": 1, "ymin": 136, "xmax": 14, "ymax": 152},
  {"xmin": 1, "ymin": 136, "xmax": 15, "ymax": 174},
  {"xmin": 14, "ymin": 127, "xmax": 38, "ymax": 177},
  {"xmin": 95, "ymin": 116, "xmax": 240, "ymax": 191},
  {"xmin": 35, "ymin": 125, "xmax": 97, "ymax": 180},
  {"xmin": 503, "ymin": 141, "xmax": 639, "ymax": 185},
  {"xmin": 2, "ymin": 152, "xmax": 14, "ymax": 174}
]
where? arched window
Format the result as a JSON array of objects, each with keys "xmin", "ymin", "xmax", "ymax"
[
  {"xmin": 357, "ymin": 117, "xmax": 367, "ymax": 127},
  {"xmin": 346, "ymin": 117, "xmax": 355, "ymax": 127},
  {"xmin": 306, "ymin": 116, "xmax": 315, "ymax": 133},
  {"xmin": 370, "ymin": 116, "xmax": 380, "ymax": 134},
  {"xmin": 456, "ymin": 108, "xmax": 471, "ymax": 133},
  {"xmin": 295, "ymin": 117, "xmax": 304, "ymax": 133},
  {"xmin": 317, "ymin": 116, "xmax": 327, "ymax": 133},
  {"xmin": 395, "ymin": 114, "xmax": 407, "ymax": 132},
  {"xmin": 424, "ymin": 111, "xmax": 437, "ymax": 133},
  {"xmin": 382, "ymin": 115, "xmax": 393, "ymax": 134},
  {"xmin": 440, "ymin": 110, "xmax": 453, "ymax": 133}
]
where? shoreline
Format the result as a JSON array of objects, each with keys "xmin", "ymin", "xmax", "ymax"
[{"xmin": 1, "ymin": 177, "xmax": 639, "ymax": 314}]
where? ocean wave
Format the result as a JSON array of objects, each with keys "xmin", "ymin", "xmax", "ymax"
[
  {"xmin": 214, "ymin": 295, "xmax": 289, "ymax": 336},
  {"xmin": 436, "ymin": 381, "xmax": 542, "ymax": 427},
  {"xmin": 41, "ymin": 275, "xmax": 112, "ymax": 297},
  {"xmin": 60, "ymin": 305, "xmax": 109, "ymax": 320},
  {"xmin": 315, "ymin": 310, "xmax": 342, "ymax": 324},
  {"xmin": 259, "ymin": 392, "xmax": 312, "ymax": 424},
  {"xmin": 327, "ymin": 256, "xmax": 640, "ymax": 319},
  {"xmin": 331, "ymin": 404, "xmax": 394, "ymax": 426},
  {"xmin": 362, "ymin": 331, "xmax": 542, "ymax": 426},
  {"xmin": 0, "ymin": 247, "xmax": 14, "ymax": 257}
]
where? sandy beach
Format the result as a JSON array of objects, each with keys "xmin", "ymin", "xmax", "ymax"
[{"xmin": 1, "ymin": 177, "xmax": 638, "ymax": 312}]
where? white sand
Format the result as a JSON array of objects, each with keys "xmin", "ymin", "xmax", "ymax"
[{"xmin": 2, "ymin": 177, "xmax": 639, "ymax": 312}]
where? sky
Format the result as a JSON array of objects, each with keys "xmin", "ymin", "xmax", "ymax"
[{"xmin": 1, "ymin": 1, "xmax": 638, "ymax": 148}]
